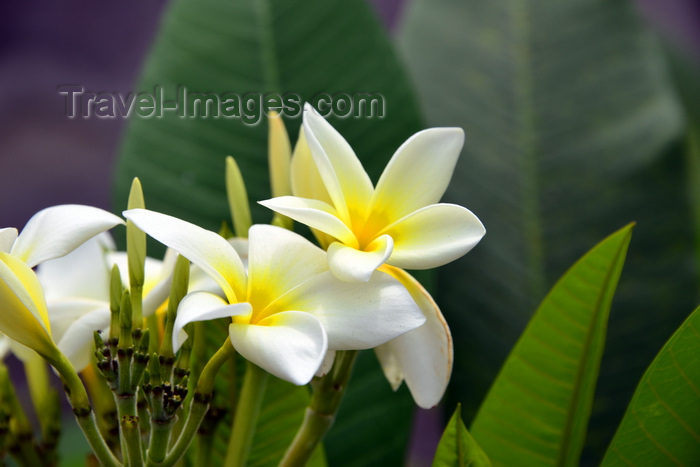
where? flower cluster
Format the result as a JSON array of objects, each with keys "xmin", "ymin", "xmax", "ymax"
[{"xmin": 0, "ymin": 104, "xmax": 484, "ymax": 466}]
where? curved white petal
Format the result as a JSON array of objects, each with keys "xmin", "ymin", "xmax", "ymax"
[
  {"xmin": 291, "ymin": 126, "xmax": 332, "ymax": 205},
  {"xmin": 269, "ymin": 270, "xmax": 425, "ymax": 350},
  {"xmin": 228, "ymin": 238, "xmax": 250, "ymax": 269},
  {"xmin": 229, "ymin": 310, "xmax": 327, "ymax": 385},
  {"xmin": 315, "ymin": 350, "xmax": 336, "ymax": 378},
  {"xmin": 124, "ymin": 209, "xmax": 246, "ymax": 303},
  {"xmin": 259, "ymin": 197, "xmax": 357, "ymax": 247},
  {"xmin": 372, "ymin": 128, "xmax": 464, "ymax": 221},
  {"xmin": 107, "ymin": 252, "xmax": 164, "ymax": 293},
  {"xmin": 0, "ymin": 228, "xmax": 18, "ymax": 253},
  {"xmin": 247, "ymin": 225, "xmax": 329, "ymax": 313},
  {"xmin": 327, "ymin": 235, "xmax": 393, "ymax": 282},
  {"xmin": 376, "ymin": 266, "xmax": 452, "ymax": 409},
  {"xmin": 374, "ymin": 344, "xmax": 403, "ymax": 391},
  {"xmin": 57, "ymin": 306, "xmax": 111, "ymax": 372},
  {"xmin": 173, "ymin": 292, "xmax": 249, "ymax": 352},
  {"xmin": 303, "ymin": 104, "xmax": 373, "ymax": 222},
  {"xmin": 12, "ymin": 205, "xmax": 123, "ymax": 268},
  {"xmin": 143, "ymin": 274, "xmax": 173, "ymax": 318},
  {"xmin": 37, "ymin": 233, "xmax": 114, "ymax": 301},
  {"xmin": 0, "ymin": 252, "xmax": 54, "ymax": 357},
  {"xmin": 47, "ymin": 298, "xmax": 107, "ymax": 342},
  {"xmin": 382, "ymin": 204, "xmax": 485, "ymax": 270}
]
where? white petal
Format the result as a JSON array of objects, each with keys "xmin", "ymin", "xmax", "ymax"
[
  {"xmin": 259, "ymin": 197, "xmax": 356, "ymax": 247},
  {"xmin": 374, "ymin": 344, "xmax": 403, "ymax": 391},
  {"xmin": 173, "ymin": 292, "xmax": 249, "ymax": 352},
  {"xmin": 47, "ymin": 298, "xmax": 107, "ymax": 342},
  {"xmin": 382, "ymin": 204, "xmax": 485, "ymax": 269},
  {"xmin": 57, "ymin": 306, "xmax": 111, "ymax": 372},
  {"xmin": 375, "ymin": 266, "xmax": 452, "ymax": 409},
  {"xmin": 0, "ymin": 228, "xmax": 18, "ymax": 253},
  {"xmin": 247, "ymin": 225, "xmax": 329, "ymax": 312},
  {"xmin": 315, "ymin": 350, "xmax": 336, "ymax": 378},
  {"xmin": 303, "ymin": 104, "xmax": 374, "ymax": 222},
  {"xmin": 372, "ymin": 128, "xmax": 464, "ymax": 221},
  {"xmin": 123, "ymin": 209, "xmax": 246, "ymax": 302},
  {"xmin": 0, "ymin": 252, "xmax": 53, "ymax": 354},
  {"xmin": 228, "ymin": 238, "xmax": 250, "ymax": 270},
  {"xmin": 37, "ymin": 233, "xmax": 114, "ymax": 301},
  {"xmin": 327, "ymin": 235, "xmax": 393, "ymax": 282},
  {"xmin": 12, "ymin": 205, "xmax": 123, "ymax": 268},
  {"xmin": 143, "ymin": 273, "xmax": 172, "ymax": 318},
  {"xmin": 290, "ymin": 126, "xmax": 332, "ymax": 205},
  {"xmin": 269, "ymin": 270, "xmax": 425, "ymax": 350},
  {"xmin": 229, "ymin": 311, "xmax": 327, "ymax": 385}
]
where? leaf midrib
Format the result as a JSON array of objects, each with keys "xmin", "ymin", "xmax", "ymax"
[
  {"xmin": 255, "ymin": 0, "xmax": 282, "ymax": 95},
  {"xmin": 557, "ymin": 228, "xmax": 631, "ymax": 466},
  {"xmin": 511, "ymin": 1, "xmax": 546, "ymax": 309}
]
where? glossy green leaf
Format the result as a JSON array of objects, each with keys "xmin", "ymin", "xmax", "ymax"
[
  {"xmin": 323, "ymin": 350, "xmax": 415, "ymax": 466},
  {"xmin": 189, "ymin": 320, "xmax": 325, "ymax": 466},
  {"xmin": 114, "ymin": 1, "xmax": 424, "ymax": 462},
  {"xmin": 114, "ymin": 0, "xmax": 423, "ymax": 234},
  {"xmin": 433, "ymin": 405, "xmax": 491, "ymax": 467},
  {"xmin": 398, "ymin": 0, "xmax": 695, "ymax": 459},
  {"xmin": 470, "ymin": 224, "xmax": 634, "ymax": 466},
  {"xmin": 602, "ymin": 306, "xmax": 700, "ymax": 466},
  {"xmin": 249, "ymin": 377, "xmax": 326, "ymax": 467}
]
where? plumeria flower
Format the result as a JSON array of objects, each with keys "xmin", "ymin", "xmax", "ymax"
[
  {"xmin": 123, "ymin": 208, "xmax": 426, "ymax": 386},
  {"xmin": 260, "ymin": 103, "xmax": 485, "ymax": 283},
  {"xmin": 260, "ymin": 108, "xmax": 486, "ymax": 407},
  {"xmin": 36, "ymin": 232, "xmax": 227, "ymax": 372},
  {"xmin": 0, "ymin": 205, "xmax": 123, "ymax": 361}
]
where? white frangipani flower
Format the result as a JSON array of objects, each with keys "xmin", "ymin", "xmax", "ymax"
[
  {"xmin": 260, "ymin": 103, "xmax": 485, "ymax": 283},
  {"xmin": 260, "ymin": 107, "xmax": 486, "ymax": 408},
  {"xmin": 124, "ymin": 208, "xmax": 426, "ymax": 386},
  {"xmin": 0, "ymin": 205, "xmax": 123, "ymax": 360},
  {"xmin": 37, "ymin": 232, "xmax": 225, "ymax": 372}
]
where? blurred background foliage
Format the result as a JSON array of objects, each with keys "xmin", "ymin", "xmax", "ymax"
[{"xmin": 2, "ymin": 0, "xmax": 699, "ymax": 465}]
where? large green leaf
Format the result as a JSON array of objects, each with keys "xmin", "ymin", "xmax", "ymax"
[
  {"xmin": 323, "ymin": 350, "xmax": 415, "ymax": 467},
  {"xmin": 398, "ymin": 0, "xmax": 696, "ymax": 459},
  {"xmin": 433, "ymin": 405, "xmax": 491, "ymax": 467},
  {"xmin": 114, "ymin": 0, "xmax": 423, "ymax": 233},
  {"xmin": 601, "ymin": 305, "xmax": 700, "ymax": 466},
  {"xmin": 470, "ymin": 224, "xmax": 633, "ymax": 466},
  {"xmin": 114, "ymin": 0, "xmax": 424, "ymax": 463}
]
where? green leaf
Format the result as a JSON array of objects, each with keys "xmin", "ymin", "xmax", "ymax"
[
  {"xmin": 114, "ymin": 0, "xmax": 424, "ymax": 463},
  {"xmin": 433, "ymin": 405, "xmax": 491, "ymax": 467},
  {"xmin": 470, "ymin": 224, "xmax": 634, "ymax": 466},
  {"xmin": 323, "ymin": 350, "xmax": 415, "ymax": 466},
  {"xmin": 249, "ymin": 377, "xmax": 326, "ymax": 467},
  {"xmin": 397, "ymin": 0, "xmax": 695, "ymax": 459},
  {"xmin": 601, "ymin": 306, "xmax": 700, "ymax": 466},
  {"xmin": 113, "ymin": 0, "xmax": 423, "ymax": 234}
]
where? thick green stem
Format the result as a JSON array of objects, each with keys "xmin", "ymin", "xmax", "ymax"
[
  {"xmin": 148, "ymin": 339, "xmax": 235, "ymax": 467},
  {"xmin": 121, "ymin": 415, "xmax": 143, "ymax": 466},
  {"xmin": 279, "ymin": 350, "xmax": 358, "ymax": 467},
  {"xmin": 51, "ymin": 354, "xmax": 121, "ymax": 467},
  {"xmin": 223, "ymin": 361, "xmax": 268, "ymax": 467},
  {"xmin": 147, "ymin": 420, "xmax": 172, "ymax": 465}
]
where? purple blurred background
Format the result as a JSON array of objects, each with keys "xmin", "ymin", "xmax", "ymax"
[{"xmin": 1, "ymin": 0, "xmax": 698, "ymax": 464}]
